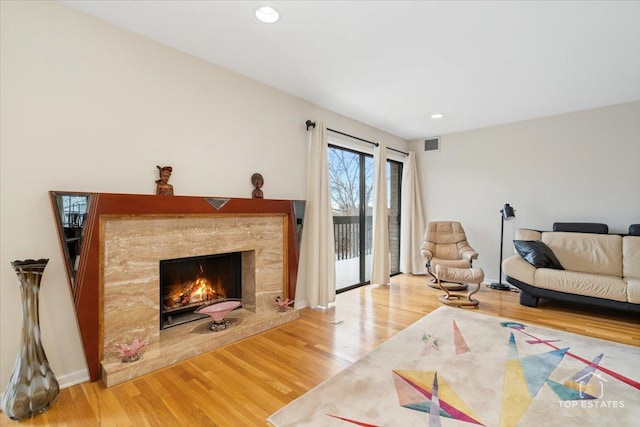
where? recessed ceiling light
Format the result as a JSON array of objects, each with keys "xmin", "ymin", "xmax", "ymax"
[
  {"xmin": 255, "ymin": 6, "xmax": 280, "ymax": 24},
  {"xmin": 431, "ymin": 113, "xmax": 445, "ymax": 119}
]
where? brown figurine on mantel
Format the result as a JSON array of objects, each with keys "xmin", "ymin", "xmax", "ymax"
[
  {"xmin": 155, "ymin": 165, "xmax": 174, "ymax": 196},
  {"xmin": 251, "ymin": 173, "xmax": 264, "ymax": 199}
]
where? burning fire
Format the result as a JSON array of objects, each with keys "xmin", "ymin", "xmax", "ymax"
[
  {"xmin": 180, "ymin": 276, "xmax": 217, "ymax": 305},
  {"xmin": 164, "ymin": 265, "xmax": 226, "ymax": 309}
]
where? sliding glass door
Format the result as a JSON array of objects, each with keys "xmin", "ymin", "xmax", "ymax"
[{"xmin": 328, "ymin": 145, "xmax": 402, "ymax": 292}]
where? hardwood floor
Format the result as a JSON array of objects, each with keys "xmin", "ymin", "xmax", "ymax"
[{"xmin": 2, "ymin": 274, "xmax": 638, "ymax": 426}]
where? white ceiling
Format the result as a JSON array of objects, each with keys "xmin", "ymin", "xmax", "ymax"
[{"xmin": 58, "ymin": 0, "xmax": 640, "ymax": 140}]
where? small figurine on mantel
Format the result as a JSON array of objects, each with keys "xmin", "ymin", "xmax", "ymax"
[
  {"xmin": 251, "ymin": 173, "xmax": 264, "ymax": 199},
  {"xmin": 155, "ymin": 165, "xmax": 174, "ymax": 196}
]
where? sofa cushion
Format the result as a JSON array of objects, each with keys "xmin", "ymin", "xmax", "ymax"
[
  {"xmin": 623, "ymin": 236, "xmax": 640, "ymax": 279},
  {"xmin": 514, "ymin": 240, "xmax": 564, "ymax": 270},
  {"xmin": 535, "ymin": 269, "xmax": 628, "ymax": 302},
  {"xmin": 515, "ymin": 228, "xmax": 542, "ymax": 241},
  {"xmin": 541, "ymin": 232, "xmax": 622, "ymax": 277},
  {"xmin": 626, "ymin": 278, "xmax": 640, "ymax": 304},
  {"xmin": 502, "ymin": 255, "xmax": 535, "ymax": 285}
]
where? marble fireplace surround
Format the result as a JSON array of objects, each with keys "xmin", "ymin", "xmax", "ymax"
[
  {"xmin": 101, "ymin": 214, "xmax": 297, "ymax": 387},
  {"xmin": 50, "ymin": 192, "xmax": 301, "ymax": 385}
]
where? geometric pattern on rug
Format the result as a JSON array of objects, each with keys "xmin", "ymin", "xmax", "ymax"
[
  {"xmin": 392, "ymin": 370, "xmax": 483, "ymax": 425},
  {"xmin": 546, "ymin": 353, "xmax": 605, "ymax": 400},
  {"xmin": 326, "ymin": 414, "xmax": 379, "ymax": 426},
  {"xmin": 502, "ymin": 321, "xmax": 640, "ymax": 391},
  {"xmin": 453, "ymin": 320, "xmax": 471, "ymax": 355},
  {"xmin": 421, "ymin": 332, "xmax": 440, "ymax": 356},
  {"xmin": 500, "ymin": 332, "xmax": 568, "ymax": 427},
  {"xmin": 267, "ymin": 306, "xmax": 640, "ymax": 427},
  {"xmin": 430, "ymin": 371, "xmax": 442, "ymax": 427}
]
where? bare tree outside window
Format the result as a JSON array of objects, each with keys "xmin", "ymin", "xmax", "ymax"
[{"xmin": 327, "ymin": 147, "xmax": 373, "ymax": 215}]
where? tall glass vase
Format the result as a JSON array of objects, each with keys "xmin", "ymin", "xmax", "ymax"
[{"xmin": 1, "ymin": 259, "xmax": 59, "ymax": 420}]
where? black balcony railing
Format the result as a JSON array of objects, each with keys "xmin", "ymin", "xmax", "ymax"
[
  {"xmin": 333, "ymin": 216, "xmax": 372, "ymax": 260},
  {"xmin": 333, "ymin": 214, "xmax": 401, "ymax": 264}
]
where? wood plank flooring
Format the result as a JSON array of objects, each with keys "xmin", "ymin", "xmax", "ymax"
[{"xmin": 2, "ymin": 274, "xmax": 638, "ymax": 426}]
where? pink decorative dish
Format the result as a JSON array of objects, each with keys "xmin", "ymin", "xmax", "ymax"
[{"xmin": 196, "ymin": 300, "xmax": 241, "ymax": 323}]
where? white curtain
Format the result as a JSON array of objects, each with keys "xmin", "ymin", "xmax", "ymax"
[
  {"xmin": 400, "ymin": 151, "xmax": 427, "ymax": 274},
  {"xmin": 295, "ymin": 121, "xmax": 336, "ymax": 309},
  {"xmin": 370, "ymin": 144, "xmax": 390, "ymax": 285}
]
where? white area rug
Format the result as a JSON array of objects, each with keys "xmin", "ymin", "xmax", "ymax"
[{"xmin": 267, "ymin": 306, "xmax": 639, "ymax": 426}]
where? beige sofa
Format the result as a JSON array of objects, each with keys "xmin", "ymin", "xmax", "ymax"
[{"xmin": 502, "ymin": 228, "xmax": 640, "ymax": 312}]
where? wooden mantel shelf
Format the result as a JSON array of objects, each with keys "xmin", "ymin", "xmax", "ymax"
[{"xmin": 49, "ymin": 192, "xmax": 303, "ymax": 383}]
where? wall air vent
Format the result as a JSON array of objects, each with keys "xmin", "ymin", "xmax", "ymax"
[{"xmin": 424, "ymin": 137, "xmax": 440, "ymax": 152}]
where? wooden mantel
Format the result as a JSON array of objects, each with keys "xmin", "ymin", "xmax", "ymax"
[{"xmin": 50, "ymin": 192, "xmax": 302, "ymax": 382}]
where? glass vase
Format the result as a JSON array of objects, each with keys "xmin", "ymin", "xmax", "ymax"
[{"xmin": 1, "ymin": 259, "xmax": 59, "ymax": 420}]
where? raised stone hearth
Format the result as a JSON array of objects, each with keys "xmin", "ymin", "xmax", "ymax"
[
  {"xmin": 101, "ymin": 215, "xmax": 297, "ymax": 386},
  {"xmin": 102, "ymin": 308, "xmax": 297, "ymax": 387}
]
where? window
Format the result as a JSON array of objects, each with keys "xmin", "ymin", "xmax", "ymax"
[{"xmin": 328, "ymin": 144, "xmax": 402, "ymax": 291}]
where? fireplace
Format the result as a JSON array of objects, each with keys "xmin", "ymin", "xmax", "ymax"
[
  {"xmin": 159, "ymin": 252, "xmax": 242, "ymax": 329},
  {"xmin": 76, "ymin": 197, "xmax": 302, "ymax": 387}
]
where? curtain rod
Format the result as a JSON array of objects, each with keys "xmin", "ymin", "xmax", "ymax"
[{"xmin": 305, "ymin": 120, "xmax": 408, "ymax": 156}]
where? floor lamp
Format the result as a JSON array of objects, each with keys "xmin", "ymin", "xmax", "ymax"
[{"xmin": 490, "ymin": 203, "xmax": 516, "ymax": 291}]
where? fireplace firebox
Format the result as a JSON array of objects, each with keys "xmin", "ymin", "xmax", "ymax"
[{"xmin": 159, "ymin": 252, "xmax": 242, "ymax": 329}]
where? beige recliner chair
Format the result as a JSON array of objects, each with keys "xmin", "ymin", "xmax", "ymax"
[{"xmin": 421, "ymin": 221, "xmax": 479, "ymax": 291}]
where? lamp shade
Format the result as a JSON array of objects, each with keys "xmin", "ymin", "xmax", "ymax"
[{"xmin": 501, "ymin": 203, "xmax": 516, "ymax": 219}]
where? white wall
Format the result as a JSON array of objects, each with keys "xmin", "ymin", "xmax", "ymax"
[
  {"xmin": 0, "ymin": 1, "xmax": 407, "ymax": 388},
  {"xmin": 413, "ymin": 101, "xmax": 640, "ymax": 283}
]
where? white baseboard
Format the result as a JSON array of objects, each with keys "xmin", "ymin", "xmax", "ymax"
[{"xmin": 57, "ymin": 369, "xmax": 90, "ymax": 389}]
